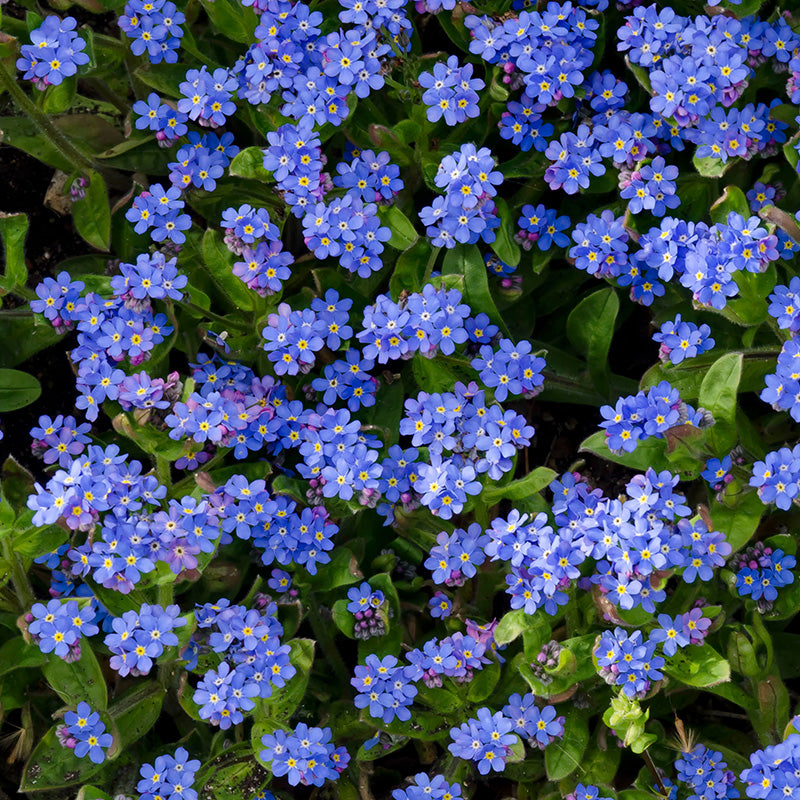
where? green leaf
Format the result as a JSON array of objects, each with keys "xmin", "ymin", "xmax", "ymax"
[
  {"xmin": 692, "ymin": 154, "xmax": 731, "ymax": 178},
  {"xmin": 41, "ymin": 76, "xmax": 77, "ymax": 114},
  {"xmin": 0, "ymin": 637, "xmax": 47, "ymax": 676},
  {"xmin": 331, "ymin": 599, "xmax": 356, "ymax": 639},
  {"xmin": 625, "ymin": 56, "xmax": 652, "ymax": 92},
  {"xmin": 708, "ymin": 492, "xmax": 764, "ymax": 552},
  {"xmin": 490, "ymin": 197, "xmax": 521, "ymax": 267},
  {"xmin": 72, "ymin": 171, "xmax": 111, "ymax": 251},
  {"xmin": 378, "ymin": 205, "xmax": 418, "ymax": 250},
  {"xmin": 1, "ymin": 457, "xmax": 35, "ymax": 512},
  {"xmin": 199, "ymin": 0, "xmax": 257, "ymax": 42},
  {"xmin": 358, "ymin": 573, "xmax": 402, "ymax": 660},
  {"xmin": 545, "ymin": 712, "xmax": 589, "ymax": 781},
  {"xmin": 411, "ymin": 352, "xmax": 474, "ymax": 394},
  {"xmin": 710, "ymin": 185, "xmax": 750, "ymax": 225},
  {"xmin": 698, "ymin": 353, "xmax": 742, "ymax": 456},
  {"xmin": 196, "ymin": 742, "xmax": 268, "ymax": 800},
  {"xmin": 201, "ymin": 228, "xmax": 255, "ymax": 311},
  {"xmin": 0, "ymin": 317, "xmax": 62, "ymax": 367},
  {"xmin": 389, "ymin": 239, "xmax": 431, "ymax": 300},
  {"xmin": 640, "ymin": 349, "xmax": 776, "ymax": 400},
  {"xmin": 13, "ymin": 521, "xmax": 67, "ymax": 559},
  {"xmin": 466, "ymin": 657, "xmax": 501, "ymax": 702},
  {"xmin": 311, "ymin": 545, "xmax": 363, "ymax": 590},
  {"xmin": 663, "ymin": 644, "xmax": 731, "ymax": 688},
  {"xmin": 579, "ymin": 430, "xmax": 674, "ymax": 475},
  {"xmin": 441, "ymin": 243, "xmax": 509, "ymax": 335},
  {"xmin": 566, "ymin": 288, "xmax": 619, "ymax": 396},
  {"xmin": 21, "ymin": 724, "xmax": 106, "ymax": 792},
  {"xmin": 76, "ymin": 786, "xmax": 113, "ymax": 800},
  {"xmin": 43, "ymin": 641, "xmax": 108, "ymax": 710},
  {"xmin": 111, "ymin": 681, "xmax": 165, "ymax": 751},
  {"xmin": 494, "ymin": 608, "xmax": 549, "ymax": 647},
  {"xmin": 111, "ymin": 413, "xmax": 188, "ymax": 462},
  {"xmin": 482, "ymin": 466, "xmax": 557, "ymax": 506},
  {"xmin": 0, "ymin": 368, "xmax": 41, "ymax": 411},
  {"xmin": 20, "ymin": 683, "xmax": 164, "ymax": 792},
  {"xmin": 228, "ymin": 146, "xmax": 271, "ymax": 182},
  {"xmin": 0, "ymin": 211, "xmax": 28, "ymax": 293},
  {"xmin": 253, "ymin": 638, "xmax": 314, "ymax": 725}
]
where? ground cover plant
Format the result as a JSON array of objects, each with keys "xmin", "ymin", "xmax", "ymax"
[{"xmin": 2, "ymin": 0, "xmax": 800, "ymax": 797}]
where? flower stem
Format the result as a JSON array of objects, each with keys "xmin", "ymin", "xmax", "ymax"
[
  {"xmin": 0, "ymin": 59, "xmax": 113, "ymax": 182},
  {"xmin": 422, "ymin": 247, "xmax": 440, "ymax": 284},
  {"xmin": 2, "ymin": 538, "xmax": 35, "ymax": 612},
  {"xmin": 305, "ymin": 589, "xmax": 348, "ymax": 685}
]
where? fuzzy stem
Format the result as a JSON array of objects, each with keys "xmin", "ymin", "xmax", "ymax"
[
  {"xmin": 422, "ymin": 246, "xmax": 440, "ymax": 285},
  {"xmin": 305, "ymin": 590, "xmax": 349, "ymax": 685},
  {"xmin": 2, "ymin": 538, "xmax": 35, "ymax": 612},
  {"xmin": 0, "ymin": 60, "xmax": 113, "ymax": 181}
]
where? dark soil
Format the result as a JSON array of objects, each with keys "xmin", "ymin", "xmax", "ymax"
[{"xmin": 0, "ymin": 145, "xmax": 90, "ymax": 476}]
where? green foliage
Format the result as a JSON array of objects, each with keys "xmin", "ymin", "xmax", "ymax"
[{"xmin": 0, "ymin": 368, "xmax": 41, "ymax": 411}]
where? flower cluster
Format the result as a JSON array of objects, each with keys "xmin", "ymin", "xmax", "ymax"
[
  {"xmin": 191, "ymin": 598, "xmax": 293, "ymax": 728},
  {"xmin": 118, "ymin": 0, "xmax": 185, "ymax": 64},
  {"xmin": 760, "ymin": 339, "xmax": 800, "ymax": 423},
  {"xmin": 470, "ymin": 338, "xmax": 546, "ymax": 403},
  {"xmin": 599, "ymin": 381, "xmax": 711, "ymax": 454},
  {"xmin": 449, "ymin": 697, "xmax": 564, "ymax": 774},
  {"xmin": 516, "ymin": 204, "xmax": 570, "ymax": 251},
  {"xmin": 261, "ymin": 302, "xmax": 329, "ymax": 376},
  {"xmin": 29, "ymin": 413, "xmax": 91, "ymax": 468},
  {"xmin": 59, "ymin": 702, "xmax": 113, "ymax": 764},
  {"xmin": 503, "ymin": 693, "xmax": 565, "ymax": 749},
  {"xmin": 448, "ymin": 707, "xmax": 517, "ymax": 774},
  {"xmin": 137, "ymin": 747, "xmax": 200, "ymax": 800},
  {"xmin": 30, "ymin": 263, "xmax": 181, "ymax": 420},
  {"xmin": 333, "ymin": 149, "xmax": 404, "ymax": 205},
  {"xmin": 126, "ymin": 183, "xmax": 192, "ymax": 245},
  {"xmin": 260, "ymin": 723, "xmax": 348, "ymax": 787},
  {"xmin": 358, "ymin": 284, "xmax": 472, "ymax": 363},
  {"xmin": 407, "ymin": 625, "xmax": 495, "ymax": 688},
  {"xmin": 105, "ymin": 603, "xmax": 185, "ymax": 677},
  {"xmin": 570, "ymin": 210, "xmax": 630, "ymax": 279},
  {"xmin": 16, "ymin": 16, "xmax": 89, "ymax": 89},
  {"xmin": 554, "ymin": 469, "xmax": 729, "ymax": 613},
  {"xmin": 419, "ymin": 144, "xmax": 502, "ymax": 249},
  {"xmin": 621, "ymin": 156, "xmax": 680, "ymax": 217},
  {"xmin": 392, "ymin": 773, "xmax": 463, "ymax": 800},
  {"xmin": 528, "ymin": 640, "xmax": 562, "ymax": 685},
  {"xmin": 302, "ymin": 194, "xmax": 391, "ymax": 278},
  {"xmin": 400, "ymin": 381, "xmax": 533, "ymax": 517},
  {"xmin": 425, "ymin": 523, "xmax": 489, "ymax": 586},
  {"xmin": 739, "ymin": 734, "xmax": 800, "ymax": 799},
  {"xmin": 311, "ymin": 348, "xmax": 378, "ymax": 412},
  {"xmin": 730, "ymin": 542, "xmax": 796, "ymax": 611},
  {"xmin": 418, "ymin": 55, "xmax": 484, "ymax": 126},
  {"xmin": 346, "ymin": 581, "xmax": 389, "ymax": 639},
  {"xmin": 750, "ymin": 445, "xmax": 800, "ymax": 510},
  {"xmin": 466, "ymin": 4, "xmax": 597, "ymax": 115},
  {"xmin": 650, "ymin": 611, "xmax": 710, "ymax": 655},
  {"xmin": 653, "ymin": 314, "xmax": 715, "ymax": 365},
  {"xmin": 675, "ymin": 745, "xmax": 738, "ymax": 800},
  {"xmin": 133, "ymin": 93, "xmax": 189, "ymax": 142},
  {"xmin": 352, "ymin": 654, "xmax": 420, "ymax": 724},
  {"xmin": 26, "ymin": 447, "xmax": 197, "ymax": 592},
  {"xmin": 596, "ymin": 627, "xmax": 666, "ymax": 698},
  {"xmin": 27, "ymin": 598, "xmax": 98, "ymax": 660}
]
